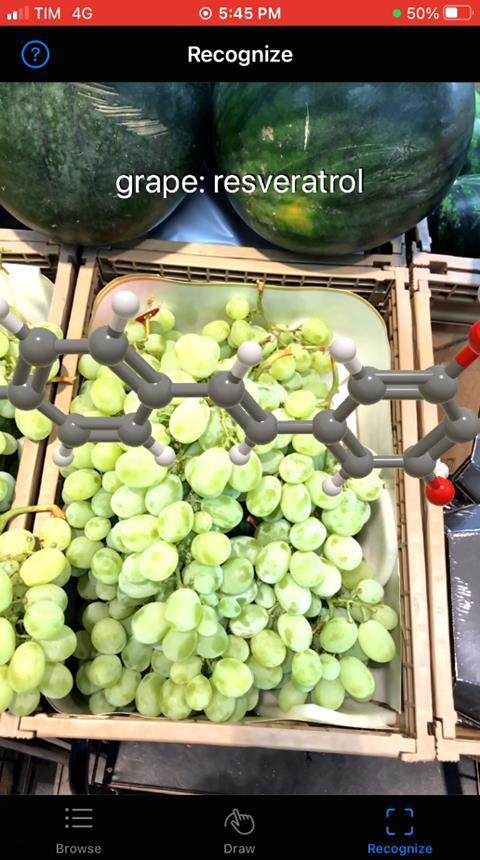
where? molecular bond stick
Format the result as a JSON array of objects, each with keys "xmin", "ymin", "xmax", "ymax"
[{"xmin": 1, "ymin": 290, "xmax": 480, "ymax": 507}]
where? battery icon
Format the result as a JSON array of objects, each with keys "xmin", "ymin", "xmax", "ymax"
[{"xmin": 443, "ymin": 5, "xmax": 473, "ymax": 18}]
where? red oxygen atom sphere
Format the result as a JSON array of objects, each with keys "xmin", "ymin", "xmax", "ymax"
[
  {"xmin": 425, "ymin": 477, "xmax": 455, "ymax": 506},
  {"xmin": 468, "ymin": 320, "xmax": 480, "ymax": 354}
]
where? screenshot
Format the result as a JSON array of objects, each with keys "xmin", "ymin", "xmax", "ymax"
[{"xmin": 0, "ymin": 1, "xmax": 479, "ymax": 854}]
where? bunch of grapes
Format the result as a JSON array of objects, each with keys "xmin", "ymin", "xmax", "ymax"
[{"xmin": 0, "ymin": 294, "xmax": 398, "ymax": 722}]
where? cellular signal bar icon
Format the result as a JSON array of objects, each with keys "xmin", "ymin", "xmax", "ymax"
[{"xmin": 7, "ymin": 6, "xmax": 29, "ymax": 19}]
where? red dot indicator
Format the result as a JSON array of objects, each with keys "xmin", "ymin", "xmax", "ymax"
[{"xmin": 425, "ymin": 476, "xmax": 455, "ymax": 506}]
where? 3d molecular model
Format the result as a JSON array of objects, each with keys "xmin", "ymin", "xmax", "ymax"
[{"xmin": 2, "ymin": 290, "xmax": 480, "ymax": 507}]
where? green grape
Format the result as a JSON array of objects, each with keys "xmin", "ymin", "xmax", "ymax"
[
  {"xmin": 74, "ymin": 630, "xmax": 93, "ymax": 661},
  {"xmin": 319, "ymin": 653, "xmax": 341, "ymax": 680},
  {"xmin": 278, "ymin": 680, "xmax": 308, "ymax": 712},
  {"xmin": 183, "ymin": 560, "xmax": 220, "ymax": 588},
  {"xmin": 292, "ymin": 649, "xmax": 322, "ymax": 690},
  {"xmin": 246, "ymin": 476, "xmax": 282, "ymax": 518},
  {"xmin": 169, "ymin": 399, "xmax": 210, "ymax": 443},
  {"xmin": 40, "ymin": 663, "xmax": 74, "ymax": 699},
  {"xmin": 139, "ymin": 540, "xmax": 178, "ymax": 582},
  {"xmin": 218, "ymin": 596, "xmax": 241, "ymax": 618},
  {"xmin": 279, "ymin": 453, "xmax": 314, "ymax": 485},
  {"xmin": 196, "ymin": 605, "xmax": 218, "ymax": 637},
  {"xmin": 82, "ymin": 602, "xmax": 110, "ymax": 633},
  {"xmin": 87, "ymin": 654, "xmax": 122, "ymax": 688},
  {"xmin": 0, "ymin": 618, "xmax": 16, "ymax": 666},
  {"xmin": 312, "ymin": 677, "xmax": 345, "ymax": 710},
  {"xmin": 160, "ymin": 679, "xmax": 191, "ymax": 720},
  {"xmin": 323, "ymin": 535, "xmax": 363, "ymax": 572},
  {"xmin": 255, "ymin": 583, "xmax": 276, "ymax": 609},
  {"xmin": 65, "ymin": 501, "xmax": 93, "ymax": 528},
  {"xmin": 157, "ymin": 501, "xmax": 194, "ymax": 543},
  {"xmin": 348, "ymin": 474, "xmax": 384, "ymax": 502},
  {"xmin": 91, "ymin": 618, "xmax": 127, "ymax": 655},
  {"xmin": 110, "ymin": 486, "xmax": 146, "ymax": 519},
  {"xmin": 132, "ymin": 672, "xmax": 164, "ymax": 716},
  {"xmin": 221, "ymin": 558, "xmax": 254, "ymax": 595},
  {"xmin": 105, "ymin": 668, "xmax": 141, "ymax": 708},
  {"xmin": 246, "ymin": 686, "xmax": 259, "ymax": 712},
  {"xmin": 144, "ymin": 332, "xmax": 166, "ymax": 357},
  {"xmin": 0, "ymin": 528, "xmax": 35, "ymax": 561},
  {"xmin": 90, "ymin": 489, "xmax": 114, "ymax": 519},
  {"xmin": 0, "ymin": 567, "xmax": 13, "ymax": 612},
  {"xmin": 255, "ymin": 541, "xmax": 291, "ymax": 584},
  {"xmin": 115, "ymin": 448, "xmax": 166, "ymax": 489},
  {"xmin": 236, "ymin": 582, "xmax": 258, "ymax": 606},
  {"xmin": 229, "ymin": 451, "xmax": 262, "ymax": 492},
  {"xmin": 76, "ymin": 664, "xmax": 100, "ymax": 696},
  {"xmin": 230, "ymin": 605, "xmax": 268, "ymax": 638},
  {"xmin": 201, "ymin": 496, "xmax": 243, "ymax": 532},
  {"xmin": 89, "ymin": 548, "xmax": 121, "ymax": 585},
  {"xmin": 284, "ymin": 390, "xmax": 316, "ymax": 419},
  {"xmin": 321, "ymin": 490, "xmax": 370, "ymax": 537},
  {"xmin": 14, "ymin": 408, "xmax": 52, "ymax": 441},
  {"xmin": 187, "ymin": 447, "xmax": 232, "ymax": 498},
  {"xmin": 292, "ymin": 434, "xmax": 326, "ymax": 459},
  {"xmin": 212, "ymin": 658, "xmax": 253, "ymax": 699},
  {"xmin": 185, "ymin": 674, "xmax": 213, "ymax": 711},
  {"xmin": 78, "ymin": 353, "xmax": 102, "ymax": 378},
  {"xmin": 301, "ymin": 318, "xmax": 332, "ymax": 346},
  {"xmin": 370, "ymin": 603, "xmax": 399, "ymax": 631},
  {"xmin": 277, "ymin": 614, "xmax": 313, "ymax": 652},
  {"xmin": 63, "ymin": 468, "xmax": 101, "ymax": 502},
  {"xmin": 170, "ymin": 656, "xmax": 203, "ymax": 686},
  {"xmin": 198, "ymin": 407, "xmax": 224, "ymax": 450},
  {"xmin": 341, "ymin": 560, "xmax": 373, "ymax": 591},
  {"xmin": 145, "ymin": 474, "xmax": 183, "ymax": 516},
  {"xmin": 118, "ymin": 515, "xmax": 159, "ymax": 553},
  {"xmin": 102, "ymin": 470, "xmax": 123, "ymax": 494},
  {"xmin": 192, "ymin": 511, "xmax": 213, "ymax": 534},
  {"xmin": 289, "ymin": 518, "xmax": 327, "ymax": 552},
  {"xmin": 24, "ymin": 600, "xmax": 64, "ymax": 641},
  {"xmin": 191, "ymin": 532, "xmax": 231, "ymax": 566},
  {"xmin": 70, "ymin": 443, "xmax": 95, "ymax": 470},
  {"xmin": 0, "ymin": 665, "xmax": 13, "ymax": 712},
  {"xmin": 9, "ymin": 688, "xmax": 40, "ymax": 716},
  {"xmin": 339, "ymin": 656, "xmax": 376, "ymax": 701},
  {"xmin": 230, "ymin": 537, "xmax": 259, "ymax": 565},
  {"xmin": 20, "ymin": 548, "xmax": 67, "ymax": 586},
  {"xmin": 275, "ymin": 575, "xmax": 311, "ymax": 614},
  {"xmin": 258, "ymin": 449, "xmax": 284, "ymax": 475},
  {"xmin": 246, "ymin": 657, "xmax": 283, "ymax": 690},
  {"xmin": 150, "ymin": 650, "xmax": 172, "ymax": 678},
  {"xmin": 196, "ymin": 625, "xmax": 228, "ymax": 659},
  {"xmin": 319, "ymin": 617, "xmax": 358, "ymax": 654},
  {"xmin": 229, "ymin": 320, "xmax": 253, "ymax": 348},
  {"xmin": 255, "ymin": 520, "xmax": 290, "ymax": 547},
  {"xmin": 131, "ymin": 603, "xmax": 169, "ymax": 645},
  {"xmin": 122, "ymin": 638, "xmax": 152, "ymax": 672},
  {"xmin": 202, "ymin": 319, "xmax": 230, "ymax": 343},
  {"xmin": 343, "ymin": 640, "xmax": 369, "ymax": 663},
  {"xmin": 91, "ymin": 442, "xmax": 123, "ymax": 472},
  {"xmin": 77, "ymin": 571, "xmax": 97, "ymax": 600},
  {"xmin": 354, "ymin": 579, "xmax": 384, "ymax": 605},
  {"xmin": 89, "ymin": 690, "xmax": 116, "ymax": 715},
  {"xmin": 310, "ymin": 559, "xmax": 342, "ymax": 598},
  {"xmin": 84, "ymin": 516, "xmax": 111, "ymax": 542},
  {"xmin": 175, "ymin": 333, "xmax": 220, "ymax": 379},
  {"xmin": 311, "ymin": 351, "xmax": 332, "ymax": 374},
  {"xmin": 38, "ymin": 518, "xmax": 72, "ymax": 551},
  {"xmin": 164, "ymin": 588, "xmax": 202, "ymax": 632},
  {"xmin": 225, "ymin": 635, "xmax": 250, "ymax": 662},
  {"xmin": 66, "ymin": 537, "xmax": 103, "ymax": 570},
  {"xmin": 118, "ymin": 569, "xmax": 159, "ymax": 600},
  {"xmin": 280, "ymin": 483, "xmax": 312, "ymax": 523},
  {"xmin": 226, "ymin": 296, "xmax": 250, "ymax": 320},
  {"xmin": 37, "ymin": 626, "xmax": 77, "ymax": 662},
  {"xmin": 358, "ymin": 619, "xmax": 396, "ymax": 663},
  {"xmin": 205, "ymin": 688, "xmax": 235, "ymax": 722},
  {"xmin": 289, "ymin": 551, "xmax": 327, "ymax": 588},
  {"xmin": 90, "ymin": 376, "xmax": 125, "ymax": 415},
  {"xmin": 153, "ymin": 306, "xmax": 175, "ymax": 333},
  {"xmin": 106, "ymin": 522, "xmax": 127, "ymax": 552},
  {"xmin": 250, "ymin": 630, "xmax": 286, "ymax": 668},
  {"xmin": 305, "ymin": 471, "xmax": 343, "ymax": 510},
  {"xmin": 270, "ymin": 354, "xmax": 296, "ymax": 382},
  {"xmin": 163, "ymin": 629, "xmax": 199, "ymax": 662},
  {"xmin": 8, "ymin": 641, "xmax": 46, "ymax": 693}
]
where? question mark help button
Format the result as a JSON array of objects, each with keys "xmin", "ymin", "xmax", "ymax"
[{"xmin": 21, "ymin": 40, "xmax": 50, "ymax": 69}]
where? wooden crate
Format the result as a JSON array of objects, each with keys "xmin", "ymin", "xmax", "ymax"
[
  {"xmin": 412, "ymin": 267, "xmax": 480, "ymax": 760},
  {"xmin": 1, "ymin": 242, "xmax": 434, "ymax": 759},
  {"xmin": 0, "ymin": 229, "xmax": 77, "ymax": 517}
]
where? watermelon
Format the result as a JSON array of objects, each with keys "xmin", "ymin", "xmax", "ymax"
[
  {"xmin": 0, "ymin": 83, "xmax": 209, "ymax": 245},
  {"xmin": 213, "ymin": 83, "xmax": 475, "ymax": 255},
  {"xmin": 460, "ymin": 89, "xmax": 480, "ymax": 175},
  {"xmin": 429, "ymin": 175, "xmax": 480, "ymax": 257}
]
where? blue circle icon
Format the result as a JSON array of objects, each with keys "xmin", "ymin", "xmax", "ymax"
[{"xmin": 21, "ymin": 40, "xmax": 50, "ymax": 69}]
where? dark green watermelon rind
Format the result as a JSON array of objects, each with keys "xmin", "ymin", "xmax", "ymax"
[
  {"xmin": 460, "ymin": 91, "xmax": 480, "ymax": 176},
  {"xmin": 429, "ymin": 174, "xmax": 480, "ymax": 257}
]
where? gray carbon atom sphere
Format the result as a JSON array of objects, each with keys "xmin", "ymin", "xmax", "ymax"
[
  {"xmin": 112, "ymin": 291, "xmax": 141, "ymax": 320},
  {"xmin": 312, "ymin": 410, "xmax": 347, "ymax": 444},
  {"xmin": 418, "ymin": 366, "xmax": 458, "ymax": 404},
  {"xmin": 19, "ymin": 327, "xmax": 58, "ymax": 368},
  {"xmin": 444, "ymin": 409, "xmax": 480, "ymax": 443},
  {"xmin": 58, "ymin": 416, "xmax": 90, "ymax": 447},
  {"xmin": 136, "ymin": 378, "xmax": 172, "ymax": 409},
  {"xmin": 7, "ymin": 382, "xmax": 43, "ymax": 410},
  {"xmin": 342, "ymin": 450, "xmax": 375, "ymax": 479},
  {"xmin": 348, "ymin": 368, "xmax": 386, "ymax": 405},
  {"xmin": 208, "ymin": 372, "xmax": 243, "ymax": 407},
  {"xmin": 89, "ymin": 327, "xmax": 129, "ymax": 366},
  {"xmin": 118, "ymin": 415, "xmax": 152, "ymax": 446},
  {"xmin": 244, "ymin": 412, "xmax": 277, "ymax": 445},
  {"xmin": 403, "ymin": 451, "xmax": 436, "ymax": 478}
]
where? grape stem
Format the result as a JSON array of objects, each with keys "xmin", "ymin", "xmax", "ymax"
[{"xmin": 0, "ymin": 504, "xmax": 66, "ymax": 534}]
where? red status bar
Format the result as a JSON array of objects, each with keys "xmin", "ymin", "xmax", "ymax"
[{"xmin": 0, "ymin": 1, "xmax": 477, "ymax": 25}]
